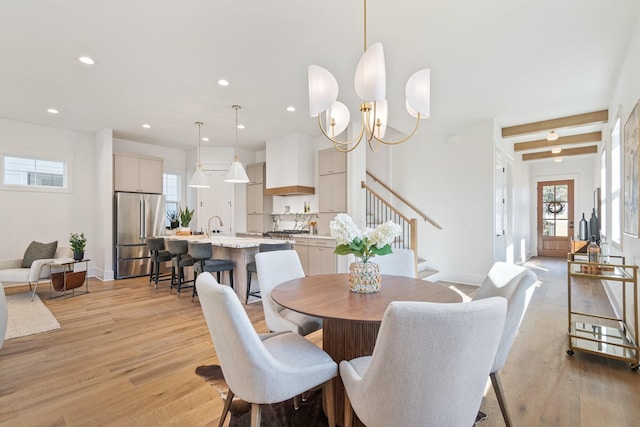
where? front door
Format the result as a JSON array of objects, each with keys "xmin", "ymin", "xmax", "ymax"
[{"xmin": 537, "ymin": 180, "xmax": 574, "ymax": 257}]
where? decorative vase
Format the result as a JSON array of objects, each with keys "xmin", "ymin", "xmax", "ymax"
[
  {"xmin": 348, "ymin": 261, "xmax": 382, "ymax": 293},
  {"xmin": 73, "ymin": 251, "xmax": 84, "ymax": 261}
]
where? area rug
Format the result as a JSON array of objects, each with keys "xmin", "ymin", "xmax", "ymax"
[
  {"xmin": 5, "ymin": 293, "xmax": 60, "ymax": 339},
  {"xmin": 196, "ymin": 364, "xmax": 328, "ymax": 427}
]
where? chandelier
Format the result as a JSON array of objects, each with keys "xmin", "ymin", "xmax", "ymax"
[{"xmin": 308, "ymin": 0, "xmax": 431, "ymax": 153}]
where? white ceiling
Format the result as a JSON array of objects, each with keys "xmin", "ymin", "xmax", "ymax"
[{"xmin": 1, "ymin": 0, "xmax": 638, "ymax": 152}]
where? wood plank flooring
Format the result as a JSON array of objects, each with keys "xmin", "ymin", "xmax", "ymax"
[{"xmin": 0, "ymin": 257, "xmax": 639, "ymax": 426}]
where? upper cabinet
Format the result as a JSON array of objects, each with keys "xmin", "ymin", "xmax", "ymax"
[
  {"xmin": 246, "ymin": 163, "xmax": 264, "ymax": 185},
  {"xmin": 113, "ymin": 153, "xmax": 163, "ymax": 194},
  {"xmin": 318, "ymin": 149, "xmax": 347, "ymax": 175}
]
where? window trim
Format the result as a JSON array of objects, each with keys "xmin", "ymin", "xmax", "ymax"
[{"xmin": 1, "ymin": 151, "xmax": 73, "ymax": 193}]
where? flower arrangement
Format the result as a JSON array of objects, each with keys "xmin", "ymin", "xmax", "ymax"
[{"xmin": 330, "ymin": 213, "xmax": 402, "ymax": 263}]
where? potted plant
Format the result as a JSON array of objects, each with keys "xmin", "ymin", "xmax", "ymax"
[
  {"xmin": 179, "ymin": 206, "xmax": 194, "ymax": 229},
  {"xmin": 166, "ymin": 210, "xmax": 179, "ymax": 229},
  {"xmin": 69, "ymin": 232, "xmax": 87, "ymax": 261}
]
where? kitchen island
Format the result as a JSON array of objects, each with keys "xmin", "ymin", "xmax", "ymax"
[{"xmin": 162, "ymin": 234, "xmax": 290, "ymax": 303}]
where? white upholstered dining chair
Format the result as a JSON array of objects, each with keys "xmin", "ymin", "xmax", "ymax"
[
  {"xmin": 473, "ymin": 261, "xmax": 538, "ymax": 427},
  {"xmin": 196, "ymin": 272, "xmax": 337, "ymax": 427},
  {"xmin": 339, "ymin": 297, "xmax": 507, "ymax": 427},
  {"xmin": 255, "ymin": 250, "xmax": 322, "ymax": 335},
  {"xmin": 373, "ymin": 248, "xmax": 416, "ymax": 278}
]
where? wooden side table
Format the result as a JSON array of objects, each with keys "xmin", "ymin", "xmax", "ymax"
[{"xmin": 47, "ymin": 258, "xmax": 90, "ymax": 299}]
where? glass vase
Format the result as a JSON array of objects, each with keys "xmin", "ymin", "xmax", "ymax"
[{"xmin": 348, "ymin": 261, "xmax": 382, "ymax": 293}]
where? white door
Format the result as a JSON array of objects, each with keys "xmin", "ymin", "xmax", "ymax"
[{"xmin": 196, "ymin": 171, "xmax": 233, "ymax": 235}]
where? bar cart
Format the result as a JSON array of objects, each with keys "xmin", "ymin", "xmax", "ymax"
[{"xmin": 566, "ymin": 253, "xmax": 639, "ymax": 370}]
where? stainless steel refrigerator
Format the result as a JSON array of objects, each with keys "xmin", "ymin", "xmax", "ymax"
[{"xmin": 114, "ymin": 192, "xmax": 166, "ymax": 279}]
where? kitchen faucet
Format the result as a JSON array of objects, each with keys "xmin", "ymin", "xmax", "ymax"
[{"xmin": 207, "ymin": 215, "xmax": 224, "ymax": 236}]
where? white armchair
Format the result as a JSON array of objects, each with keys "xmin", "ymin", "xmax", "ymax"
[
  {"xmin": 473, "ymin": 261, "xmax": 538, "ymax": 427},
  {"xmin": 0, "ymin": 246, "xmax": 72, "ymax": 299},
  {"xmin": 339, "ymin": 297, "xmax": 507, "ymax": 427},
  {"xmin": 196, "ymin": 272, "xmax": 337, "ymax": 427},
  {"xmin": 255, "ymin": 250, "xmax": 322, "ymax": 335},
  {"xmin": 373, "ymin": 248, "xmax": 416, "ymax": 278}
]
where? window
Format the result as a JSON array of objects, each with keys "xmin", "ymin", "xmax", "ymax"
[
  {"xmin": 3, "ymin": 155, "xmax": 66, "ymax": 188},
  {"xmin": 163, "ymin": 173, "xmax": 180, "ymax": 227},
  {"xmin": 611, "ymin": 118, "xmax": 621, "ymax": 246}
]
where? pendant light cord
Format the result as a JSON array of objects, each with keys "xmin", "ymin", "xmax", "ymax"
[{"xmin": 232, "ymin": 105, "xmax": 241, "ymax": 160}]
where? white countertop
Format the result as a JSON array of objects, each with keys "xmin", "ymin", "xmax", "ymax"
[{"xmin": 161, "ymin": 234, "xmax": 291, "ymax": 249}]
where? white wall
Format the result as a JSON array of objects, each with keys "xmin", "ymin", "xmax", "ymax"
[
  {"xmin": 604, "ymin": 16, "xmax": 640, "ymax": 320},
  {"xmin": 0, "ymin": 119, "xmax": 99, "ymax": 273},
  {"xmin": 391, "ymin": 120, "xmax": 495, "ymax": 285}
]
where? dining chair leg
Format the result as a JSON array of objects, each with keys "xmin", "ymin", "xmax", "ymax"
[
  {"xmin": 490, "ymin": 371, "xmax": 513, "ymax": 427},
  {"xmin": 218, "ymin": 389, "xmax": 234, "ymax": 427},
  {"xmin": 344, "ymin": 389, "xmax": 353, "ymax": 427},
  {"xmin": 250, "ymin": 403, "xmax": 261, "ymax": 427},
  {"xmin": 323, "ymin": 379, "xmax": 336, "ymax": 427}
]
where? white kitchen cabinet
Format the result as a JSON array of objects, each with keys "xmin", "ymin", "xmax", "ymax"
[
  {"xmin": 113, "ymin": 153, "xmax": 163, "ymax": 193},
  {"xmin": 293, "ymin": 237, "xmax": 336, "ymax": 276},
  {"xmin": 246, "ymin": 163, "xmax": 264, "ymax": 185},
  {"xmin": 293, "ymin": 237, "xmax": 310, "ymax": 276},
  {"xmin": 318, "ymin": 149, "xmax": 347, "ymax": 175},
  {"xmin": 319, "ymin": 173, "xmax": 346, "ymax": 213},
  {"xmin": 308, "ymin": 238, "xmax": 337, "ymax": 275},
  {"xmin": 246, "ymin": 163, "xmax": 273, "ymax": 232},
  {"xmin": 247, "ymin": 183, "xmax": 264, "ymax": 214}
]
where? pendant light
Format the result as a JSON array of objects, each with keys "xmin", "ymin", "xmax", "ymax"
[
  {"xmin": 188, "ymin": 121, "xmax": 210, "ymax": 188},
  {"xmin": 224, "ymin": 105, "xmax": 250, "ymax": 183}
]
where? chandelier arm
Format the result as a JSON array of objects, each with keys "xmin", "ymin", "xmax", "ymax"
[
  {"xmin": 371, "ymin": 113, "xmax": 422, "ymax": 146},
  {"xmin": 316, "ymin": 114, "xmax": 366, "ymax": 149}
]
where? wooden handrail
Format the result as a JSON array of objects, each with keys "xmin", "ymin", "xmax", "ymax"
[
  {"xmin": 361, "ymin": 181, "xmax": 411, "ymax": 223},
  {"xmin": 365, "ymin": 171, "xmax": 442, "ymax": 230}
]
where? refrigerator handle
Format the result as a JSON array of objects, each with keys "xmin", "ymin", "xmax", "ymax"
[{"xmin": 140, "ymin": 198, "xmax": 145, "ymax": 239}]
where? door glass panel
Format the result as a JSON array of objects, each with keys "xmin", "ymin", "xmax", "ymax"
[{"xmin": 542, "ymin": 184, "xmax": 568, "ymax": 236}]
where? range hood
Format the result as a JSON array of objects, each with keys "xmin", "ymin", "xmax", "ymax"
[{"xmin": 265, "ymin": 133, "xmax": 316, "ymax": 196}]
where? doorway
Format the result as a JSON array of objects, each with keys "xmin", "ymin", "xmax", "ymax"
[{"xmin": 537, "ymin": 180, "xmax": 574, "ymax": 257}]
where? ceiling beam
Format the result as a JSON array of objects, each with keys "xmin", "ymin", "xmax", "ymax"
[
  {"xmin": 522, "ymin": 145, "xmax": 598, "ymax": 161},
  {"xmin": 513, "ymin": 131, "xmax": 602, "ymax": 152},
  {"xmin": 502, "ymin": 110, "xmax": 608, "ymax": 138}
]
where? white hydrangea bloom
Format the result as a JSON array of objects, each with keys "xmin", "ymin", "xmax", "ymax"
[
  {"xmin": 369, "ymin": 221, "xmax": 402, "ymax": 248},
  {"xmin": 330, "ymin": 213, "xmax": 362, "ymax": 245}
]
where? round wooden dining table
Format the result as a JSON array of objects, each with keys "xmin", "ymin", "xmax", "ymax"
[{"xmin": 271, "ymin": 273, "xmax": 463, "ymax": 426}]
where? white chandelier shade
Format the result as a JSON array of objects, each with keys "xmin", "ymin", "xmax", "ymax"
[
  {"xmin": 324, "ymin": 101, "xmax": 351, "ymax": 137},
  {"xmin": 225, "ymin": 157, "xmax": 250, "ymax": 183},
  {"xmin": 308, "ymin": 65, "xmax": 339, "ymax": 117},
  {"xmin": 188, "ymin": 121, "xmax": 211, "ymax": 188},
  {"xmin": 406, "ymin": 69, "xmax": 431, "ymax": 118},
  {"xmin": 224, "ymin": 105, "xmax": 250, "ymax": 184},
  {"xmin": 189, "ymin": 166, "xmax": 210, "ymax": 188},
  {"xmin": 354, "ymin": 42, "xmax": 386, "ymax": 102}
]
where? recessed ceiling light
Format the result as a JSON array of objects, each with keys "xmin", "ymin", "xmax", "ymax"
[
  {"xmin": 286, "ymin": 106, "xmax": 296, "ymax": 112},
  {"xmin": 142, "ymin": 124, "xmax": 151, "ymax": 129},
  {"xmin": 551, "ymin": 146, "xmax": 562, "ymax": 154},
  {"xmin": 554, "ymin": 156, "xmax": 563, "ymax": 163},
  {"xmin": 237, "ymin": 124, "xmax": 245, "ymax": 129},
  {"xmin": 78, "ymin": 56, "xmax": 95, "ymax": 65},
  {"xmin": 218, "ymin": 79, "xmax": 229, "ymax": 86},
  {"xmin": 202, "ymin": 137, "xmax": 209, "ymax": 142},
  {"xmin": 547, "ymin": 130, "xmax": 559, "ymax": 141},
  {"xmin": 47, "ymin": 108, "xmax": 59, "ymax": 114}
]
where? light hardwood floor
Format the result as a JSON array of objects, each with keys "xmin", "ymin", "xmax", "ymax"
[{"xmin": 0, "ymin": 257, "xmax": 639, "ymax": 426}]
